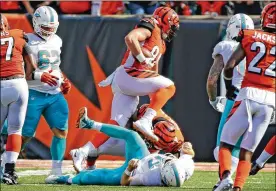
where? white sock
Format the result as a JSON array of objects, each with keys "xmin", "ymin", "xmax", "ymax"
[
  {"xmin": 141, "ymin": 108, "xmax": 157, "ymax": 122},
  {"xmin": 52, "ymin": 160, "xmax": 62, "ymax": 175},
  {"xmin": 81, "ymin": 141, "xmax": 97, "ymax": 157},
  {"xmin": 230, "ymin": 156, "xmax": 239, "ymax": 176},
  {"xmin": 93, "ymin": 122, "xmax": 103, "ymax": 131},
  {"xmin": 256, "ymin": 150, "xmax": 272, "ymax": 167},
  {"xmin": 5, "ymin": 151, "xmax": 19, "ymax": 164}
]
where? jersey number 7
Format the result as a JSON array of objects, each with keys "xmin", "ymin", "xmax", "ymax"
[
  {"xmin": 248, "ymin": 42, "xmax": 275, "ymax": 77},
  {"xmin": 1, "ymin": 37, "xmax": 14, "ymax": 61}
]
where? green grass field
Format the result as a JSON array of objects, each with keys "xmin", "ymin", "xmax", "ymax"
[{"xmin": 1, "ymin": 169, "xmax": 275, "ymax": 191}]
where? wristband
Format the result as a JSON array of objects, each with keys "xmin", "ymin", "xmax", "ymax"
[
  {"xmin": 124, "ymin": 169, "xmax": 132, "ymax": 176},
  {"xmin": 33, "ymin": 71, "xmax": 43, "ymax": 80},
  {"xmin": 136, "ymin": 53, "xmax": 146, "ymax": 63},
  {"xmin": 223, "ymin": 75, "xmax": 232, "ymax": 80}
]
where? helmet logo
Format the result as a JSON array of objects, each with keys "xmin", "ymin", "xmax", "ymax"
[{"xmin": 34, "ymin": 12, "xmax": 41, "ymax": 18}]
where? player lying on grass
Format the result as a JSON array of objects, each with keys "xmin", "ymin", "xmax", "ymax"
[
  {"xmin": 46, "ymin": 107, "xmax": 195, "ymax": 186},
  {"xmin": 70, "ymin": 103, "xmax": 185, "ymax": 173}
]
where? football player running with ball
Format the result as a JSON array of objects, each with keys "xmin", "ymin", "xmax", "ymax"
[
  {"xmin": 215, "ymin": 2, "xmax": 275, "ymax": 191},
  {"xmin": 46, "ymin": 107, "xmax": 194, "ymax": 187},
  {"xmin": 206, "ymin": 13, "xmax": 254, "ymax": 190},
  {"xmin": 99, "ymin": 6, "xmax": 179, "ymax": 143}
]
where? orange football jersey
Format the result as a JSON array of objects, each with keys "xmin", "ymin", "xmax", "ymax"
[
  {"xmin": 122, "ymin": 17, "xmax": 166, "ymax": 70},
  {"xmin": 239, "ymin": 29, "xmax": 275, "ymax": 92},
  {"xmin": 1, "ymin": 29, "xmax": 26, "ymax": 78}
]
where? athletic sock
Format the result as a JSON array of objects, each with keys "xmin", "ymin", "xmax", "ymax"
[
  {"xmin": 256, "ymin": 151, "xmax": 273, "ymax": 167},
  {"xmin": 234, "ymin": 160, "xmax": 251, "ymax": 190},
  {"xmin": 149, "ymin": 85, "xmax": 175, "ymax": 111},
  {"xmin": 140, "ymin": 108, "xmax": 156, "ymax": 122},
  {"xmin": 50, "ymin": 136, "xmax": 66, "ymax": 175},
  {"xmin": 219, "ymin": 147, "xmax": 232, "ymax": 178},
  {"xmin": 256, "ymin": 136, "xmax": 275, "ymax": 167},
  {"xmin": 5, "ymin": 134, "xmax": 21, "ymax": 163}
]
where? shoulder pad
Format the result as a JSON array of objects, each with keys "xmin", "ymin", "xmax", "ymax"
[
  {"xmin": 53, "ymin": 34, "xmax": 63, "ymax": 47},
  {"xmin": 212, "ymin": 40, "xmax": 236, "ymax": 59},
  {"xmin": 213, "ymin": 41, "xmax": 227, "ymax": 57},
  {"xmin": 137, "ymin": 18, "xmax": 155, "ymax": 32}
]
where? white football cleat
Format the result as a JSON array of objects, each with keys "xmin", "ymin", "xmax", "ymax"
[
  {"xmin": 70, "ymin": 149, "xmax": 87, "ymax": 173},
  {"xmin": 212, "ymin": 179, "xmax": 221, "ymax": 191},
  {"xmin": 133, "ymin": 118, "xmax": 159, "ymax": 142},
  {"xmin": 45, "ymin": 174, "xmax": 73, "ymax": 184},
  {"xmin": 45, "ymin": 174, "xmax": 59, "ymax": 184},
  {"xmin": 214, "ymin": 177, "xmax": 233, "ymax": 191}
]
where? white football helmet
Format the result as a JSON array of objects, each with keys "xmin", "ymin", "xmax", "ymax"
[
  {"xmin": 226, "ymin": 13, "xmax": 254, "ymax": 40},
  {"xmin": 161, "ymin": 159, "xmax": 186, "ymax": 187},
  {"xmin": 33, "ymin": 6, "xmax": 59, "ymax": 40}
]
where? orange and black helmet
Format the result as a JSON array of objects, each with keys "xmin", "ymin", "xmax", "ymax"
[
  {"xmin": 153, "ymin": 7, "xmax": 180, "ymax": 42},
  {"xmin": 153, "ymin": 119, "xmax": 176, "ymax": 150},
  {"xmin": 261, "ymin": 2, "xmax": 275, "ymax": 32}
]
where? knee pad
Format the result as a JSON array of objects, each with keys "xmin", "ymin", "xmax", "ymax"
[{"xmin": 213, "ymin": 146, "xmax": 219, "ymax": 162}]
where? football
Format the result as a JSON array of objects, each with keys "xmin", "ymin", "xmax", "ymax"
[{"xmin": 141, "ymin": 46, "xmax": 153, "ymax": 58}]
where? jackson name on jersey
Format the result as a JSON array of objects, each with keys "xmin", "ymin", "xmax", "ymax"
[{"xmin": 27, "ymin": 33, "xmax": 63, "ymax": 94}]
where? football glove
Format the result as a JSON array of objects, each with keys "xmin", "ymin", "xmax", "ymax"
[{"xmin": 209, "ymin": 96, "xmax": 226, "ymax": 113}]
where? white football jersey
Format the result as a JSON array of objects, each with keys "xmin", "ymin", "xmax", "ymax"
[
  {"xmin": 212, "ymin": 40, "xmax": 246, "ymax": 89},
  {"xmin": 27, "ymin": 33, "xmax": 63, "ymax": 94},
  {"xmin": 130, "ymin": 153, "xmax": 194, "ymax": 186}
]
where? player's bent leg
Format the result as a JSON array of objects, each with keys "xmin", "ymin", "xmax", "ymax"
[
  {"xmin": 111, "ymin": 92, "xmax": 139, "ymax": 127},
  {"xmin": 149, "ymin": 84, "xmax": 176, "ymax": 112},
  {"xmin": 114, "ymin": 67, "xmax": 174, "ymax": 142},
  {"xmin": 134, "ymin": 83, "xmax": 175, "ymax": 143},
  {"xmin": 72, "ymin": 119, "xmax": 122, "ymax": 173},
  {"xmin": 251, "ymin": 135, "xmax": 276, "ymax": 175},
  {"xmin": 233, "ymin": 101, "xmax": 273, "ymax": 190}
]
